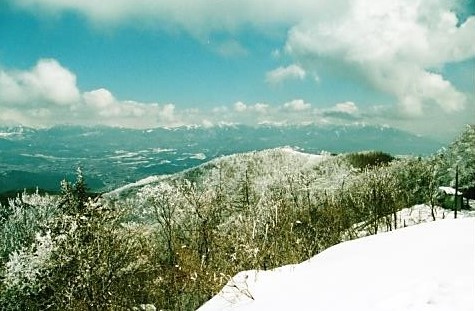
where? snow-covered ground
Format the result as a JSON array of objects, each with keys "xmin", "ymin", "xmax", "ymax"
[
  {"xmin": 106, "ymin": 175, "xmax": 165, "ymax": 196},
  {"xmin": 347, "ymin": 204, "xmax": 475, "ymax": 239},
  {"xmin": 198, "ymin": 218, "xmax": 475, "ymax": 311}
]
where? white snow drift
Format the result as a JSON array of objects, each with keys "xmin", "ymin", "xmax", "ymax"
[{"xmin": 199, "ymin": 218, "xmax": 475, "ymax": 311}]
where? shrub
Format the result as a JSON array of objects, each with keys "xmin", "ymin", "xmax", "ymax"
[
  {"xmin": 346, "ymin": 151, "xmax": 395, "ymax": 170},
  {"xmin": 0, "ymin": 191, "xmax": 59, "ymax": 265},
  {"xmin": 0, "ymin": 172, "xmax": 159, "ymax": 310}
]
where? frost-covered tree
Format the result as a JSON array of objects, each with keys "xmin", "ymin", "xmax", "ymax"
[
  {"xmin": 0, "ymin": 171, "xmax": 157, "ymax": 310},
  {"xmin": 440, "ymin": 125, "xmax": 475, "ymax": 190},
  {"xmin": 59, "ymin": 167, "xmax": 90, "ymax": 214},
  {"xmin": 138, "ymin": 182, "xmax": 184, "ymax": 265},
  {"xmin": 0, "ymin": 191, "xmax": 59, "ymax": 264}
]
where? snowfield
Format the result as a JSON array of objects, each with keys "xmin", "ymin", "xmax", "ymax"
[{"xmin": 198, "ymin": 218, "xmax": 475, "ymax": 311}]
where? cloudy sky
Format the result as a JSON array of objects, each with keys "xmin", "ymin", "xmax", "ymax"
[{"xmin": 0, "ymin": 0, "xmax": 474, "ymax": 141}]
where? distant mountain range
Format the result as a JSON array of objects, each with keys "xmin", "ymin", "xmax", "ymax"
[{"xmin": 0, "ymin": 124, "xmax": 442, "ymax": 193}]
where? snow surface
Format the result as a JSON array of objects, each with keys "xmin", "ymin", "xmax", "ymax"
[
  {"xmin": 347, "ymin": 204, "xmax": 475, "ymax": 239},
  {"xmin": 106, "ymin": 175, "xmax": 164, "ymax": 196},
  {"xmin": 439, "ymin": 186, "xmax": 463, "ymax": 196},
  {"xmin": 198, "ymin": 218, "xmax": 475, "ymax": 311}
]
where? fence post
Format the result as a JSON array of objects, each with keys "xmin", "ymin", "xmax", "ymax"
[{"xmin": 454, "ymin": 165, "xmax": 459, "ymax": 219}]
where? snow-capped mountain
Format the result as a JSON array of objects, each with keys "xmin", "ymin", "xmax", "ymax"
[{"xmin": 0, "ymin": 124, "xmax": 441, "ymax": 193}]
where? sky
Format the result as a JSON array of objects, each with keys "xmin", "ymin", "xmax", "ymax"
[{"xmin": 0, "ymin": 0, "xmax": 474, "ymax": 141}]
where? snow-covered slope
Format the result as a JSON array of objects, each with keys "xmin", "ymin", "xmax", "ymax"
[
  {"xmin": 198, "ymin": 218, "xmax": 475, "ymax": 311},
  {"xmin": 346, "ymin": 204, "xmax": 475, "ymax": 239},
  {"xmin": 107, "ymin": 146, "xmax": 332, "ymax": 197}
]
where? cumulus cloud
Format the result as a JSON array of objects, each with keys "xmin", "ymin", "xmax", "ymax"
[
  {"xmin": 83, "ymin": 89, "xmax": 116, "ymax": 112},
  {"xmin": 334, "ymin": 101, "xmax": 358, "ymax": 114},
  {"xmin": 234, "ymin": 101, "xmax": 247, "ymax": 112},
  {"xmin": 9, "ymin": 0, "xmax": 473, "ymax": 119},
  {"xmin": 0, "ymin": 56, "xmax": 464, "ymax": 139},
  {"xmin": 0, "ymin": 59, "xmax": 80, "ymax": 106},
  {"xmin": 320, "ymin": 101, "xmax": 361, "ymax": 120},
  {"xmin": 1, "ymin": 57, "xmax": 466, "ymax": 140},
  {"xmin": 283, "ymin": 99, "xmax": 311, "ymax": 111},
  {"xmin": 79, "ymin": 95, "xmax": 181, "ymax": 128},
  {"xmin": 233, "ymin": 101, "xmax": 269, "ymax": 114},
  {"xmin": 285, "ymin": 0, "xmax": 474, "ymax": 116},
  {"xmin": 212, "ymin": 106, "xmax": 229, "ymax": 114},
  {"xmin": 0, "ymin": 59, "xmax": 184, "ymax": 128},
  {"xmin": 266, "ymin": 64, "xmax": 306, "ymax": 84},
  {"xmin": 229, "ymin": 99, "xmax": 320, "ymax": 124},
  {"xmin": 158, "ymin": 104, "xmax": 178, "ymax": 124},
  {"xmin": 253, "ymin": 103, "xmax": 269, "ymax": 114}
]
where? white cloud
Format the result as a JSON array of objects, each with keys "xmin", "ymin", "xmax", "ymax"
[
  {"xmin": 212, "ymin": 106, "xmax": 229, "ymax": 114},
  {"xmin": 83, "ymin": 88, "xmax": 115, "ymax": 109},
  {"xmin": 283, "ymin": 99, "xmax": 311, "ymax": 111},
  {"xmin": 266, "ymin": 64, "xmax": 306, "ymax": 84},
  {"xmin": 0, "ymin": 71, "xmax": 24, "ymax": 104},
  {"xmin": 317, "ymin": 101, "xmax": 361, "ymax": 121},
  {"xmin": 80, "ymin": 95, "xmax": 180, "ymax": 128},
  {"xmin": 27, "ymin": 59, "xmax": 80, "ymax": 105},
  {"xmin": 334, "ymin": 101, "xmax": 358, "ymax": 114},
  {"xmin": 158, "ymin": 104, "xmax": 177, "ymax": 124},
  {"xmin": 0, "ymin": 59, "xmax": 80, "ymax": 106},
  {"xmin": 233, "ymin": 101, "xmax": 269, "ymax": 114},
  {"xmin": 230, "ymin": 99, "xmax": 315, "ymax": 124},
  {"xmin": 201, "ymin": 119, "xmax": 214, "ymax": 128},
  {"xmin": 9, "ymin": 0, "xmax": 473, "ymax": 119},
  {"xmin": 234, "ymin": 101, "xmax": 247, "ymax": 112},
  {"xmin": 9, "ymin": 0, "xmax": 332, "ymax": 36},
  {"xmin": 0, "ymin": 59, "xmax": 184, "ymax": 128},
  {"xmin": 214, "ymin": 40, "xmax": 248, "ymax": 57},
  {"xmin": 253, "ymin": 103, "xmax": 269, "ymax": 114},
  {"xmin": 285, "ymin": 0, "xmax": 474, "ymax": 116},
  {"xmin": 0, "ymin": 55, "xmax": 471, "ymax": 140}
]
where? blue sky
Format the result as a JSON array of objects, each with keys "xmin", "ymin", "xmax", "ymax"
[{"xmin": 0, "ymin": 0, "xmax": 474, "ymax": 141}]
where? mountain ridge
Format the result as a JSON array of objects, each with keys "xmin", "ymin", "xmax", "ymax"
[{"xmin": 0, "ymin": 124, "xmax": 442, "ymax": 193}]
